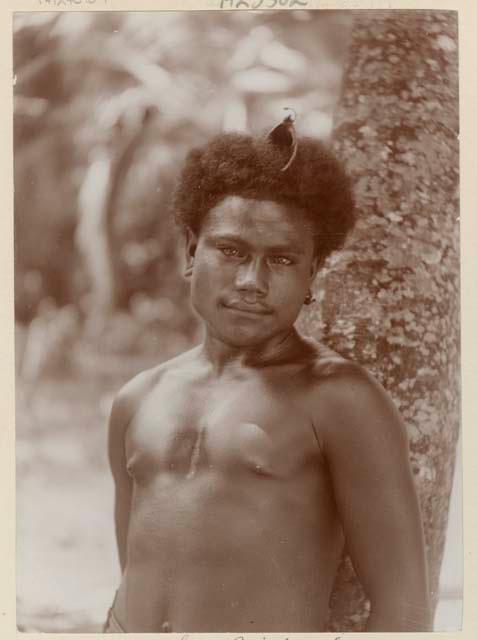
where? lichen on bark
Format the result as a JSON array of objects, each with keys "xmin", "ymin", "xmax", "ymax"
[{"xmin": 299, "ymin": 10, "xmax": 459, "ymax": 631}]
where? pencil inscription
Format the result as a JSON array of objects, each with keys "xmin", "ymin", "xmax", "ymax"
[
  {"xmin": 38, "ymin": 0, "xmax": 107, "ymax": 5},
  {"xmin": 220, "ymin": 0, "xmax": 309, "ymax": 9}
]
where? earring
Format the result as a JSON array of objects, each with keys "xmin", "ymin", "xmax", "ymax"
[
  {"xmin": 304, "ymin": 290, "xmax": 316, "ymax": 305},
  {"xmin": 184, "ymin": 260, "xmax": 193, "ymax": 277}
]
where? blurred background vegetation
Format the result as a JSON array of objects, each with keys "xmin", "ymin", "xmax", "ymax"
[{"xmin": 14, "ymin": 10, "xmax": 353, "ymax": 632}]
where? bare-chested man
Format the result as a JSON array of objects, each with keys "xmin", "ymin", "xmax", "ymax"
[{"xmin": 104, "ymin": 117, "xmax": 431, "ymax": 633}]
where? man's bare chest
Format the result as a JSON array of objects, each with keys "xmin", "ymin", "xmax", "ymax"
[{"xmin": 125, "ymin": 372, "xmax": 320, "ymax": 484}]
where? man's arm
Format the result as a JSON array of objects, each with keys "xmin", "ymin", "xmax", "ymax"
[
  {"xmin": 107, "ymin": 387, "xmax": 134, "ymax": 573},
  {"xmin": 316, "ymin": 361, "xmax": 431, "ymax": 631}
]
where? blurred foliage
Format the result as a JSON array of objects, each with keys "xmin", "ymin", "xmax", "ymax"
[{"xmin": 14, "ymin": 10, "xmax": 352, "ymax": 375}]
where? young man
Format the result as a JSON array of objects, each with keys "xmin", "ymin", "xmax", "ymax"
[{"xmin": 105, "ymin": 116, "xmax": 431, "ymax": 633}]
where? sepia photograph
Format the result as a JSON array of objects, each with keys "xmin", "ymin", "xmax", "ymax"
[{"xmin": 13, "ymin": 8, "xmax": 461, "ymax": 634}]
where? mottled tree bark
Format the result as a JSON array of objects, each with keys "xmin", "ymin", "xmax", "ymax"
[{"xmin": 299, "ymin": 10, "xmax": 459, "ymax": 631}]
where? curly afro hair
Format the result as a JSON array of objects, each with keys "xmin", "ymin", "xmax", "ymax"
[{"xmin": 172, "ymin": 130, "xmax": 356, "ymax": 263}]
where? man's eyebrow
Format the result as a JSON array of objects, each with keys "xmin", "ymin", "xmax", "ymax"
[
  {"xmin": 208, "ymin": 233, "xmax": 304, "ymax": 254},
  {"xmin": 208, "ymin": 232, "xmax": 247, "ymax": 244}
]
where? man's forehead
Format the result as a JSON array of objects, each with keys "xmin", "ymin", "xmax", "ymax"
[{"xmin": 203, "ymin": 195, "xmax": 313, "ymax": 242}]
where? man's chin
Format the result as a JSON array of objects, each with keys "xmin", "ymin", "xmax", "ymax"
[
  {"xmin": 218, "ymin": 327, "xmax": 274, "ymax": 349},
  {"xmin": 224, "ymin": 333, "xmax": 268, "ymax": 349}
]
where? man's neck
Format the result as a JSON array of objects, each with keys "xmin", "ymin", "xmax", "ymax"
[{"xmin": 200, "ymin": 327, "xmax": 312, "ymax": 375}]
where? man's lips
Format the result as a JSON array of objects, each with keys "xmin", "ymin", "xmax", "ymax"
[{"xmin": 222, "ymin": 301, "xmax": 272, "ymax": 316}]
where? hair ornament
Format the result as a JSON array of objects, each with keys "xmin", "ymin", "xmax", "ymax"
[{"xmin": 267, "ymin": 107, "xmax": 298, "ymax": 172}]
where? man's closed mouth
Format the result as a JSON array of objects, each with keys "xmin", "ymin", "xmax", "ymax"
[{"xmin": 223, "ymin": 302, "xmax": 272, "ymax": 316}]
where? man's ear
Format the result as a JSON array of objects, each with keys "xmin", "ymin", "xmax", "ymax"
[
  {"xmin": 309, "ymin": 252, "xmax": 323, "ymax": 284},
  {"xmin": 184, "ymin": 228, "xmax": 198, "ymax": 278}
]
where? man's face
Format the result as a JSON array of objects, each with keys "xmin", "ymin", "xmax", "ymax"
[{"xmin": 185, "ymin": 196, "xmax": 320, "ymax": 349}]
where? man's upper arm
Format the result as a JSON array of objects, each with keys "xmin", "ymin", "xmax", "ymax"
[
  {"xmin": 108, "ymin": 368, "xmax": 156, "ymax": 480},
  {"xmin": 107, "ymin": 371, "xmax": 151, "ymax": 571},
  {"xmin": 316, "ymin": 361, "xmax": 430, "ymax": 630}
]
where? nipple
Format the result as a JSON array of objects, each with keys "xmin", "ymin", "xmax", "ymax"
[
  {"xmin": 253, "ymin": 462, "xmax": 270, "ymax": 476},
  {"xmin": 162, "ymin": 620, "xmax": 172, "ymax": 632}
]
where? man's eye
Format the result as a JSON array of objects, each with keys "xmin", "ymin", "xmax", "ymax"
[
  {"xmin": 220, "ymin": 247, "xmax": 243, "ymax": 258},
  {"xmin": 269, "ymin": 256, "xmax": 293, "ymax": 266}
]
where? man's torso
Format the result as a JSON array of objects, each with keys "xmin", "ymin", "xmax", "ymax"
[{"xmin": 114, "ymin": 347, "xmax": 345, "ymax": 632}]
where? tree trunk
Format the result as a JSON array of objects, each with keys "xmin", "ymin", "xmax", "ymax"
[
  {"xmin": 76, "ymin": 148, "xmax": 116, "ymax": 319},
  {"xmin": 298, "ymin": 10, "xmax": 459, "ymax": 631},
  {"xmin": 75, "ymin": 111, "xmax": 155, "ymax": 330}
]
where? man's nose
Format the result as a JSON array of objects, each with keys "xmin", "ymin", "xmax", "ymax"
[{"xmin": 235, "ymin": 258, "xmax": 268, "ymax": 296}]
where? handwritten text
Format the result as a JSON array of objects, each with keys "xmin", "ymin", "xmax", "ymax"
[
  {"xmin": 181, "ymin": 635, "xmax": 343, "ymax": 640},
  {"xmin": 38, "ymin": 0, "xmax": 107, "ymax": 5},
  {"xmin": 220, "ymin": 0, "xmax": 309, "ymax": 9}
]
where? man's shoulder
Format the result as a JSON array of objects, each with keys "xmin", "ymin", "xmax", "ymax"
[
  {"xmin": 305, "ymin": 340, "xmax": 371, "ymax": 387},
  {"xmin": 111, "ymin": 345, "xmax": 202, "ymax": 427},
  {"xmin": 306, "ymin": 343, "xmax": 403, "ymax": 442}
]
